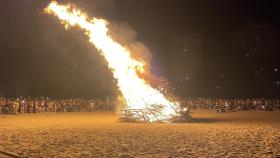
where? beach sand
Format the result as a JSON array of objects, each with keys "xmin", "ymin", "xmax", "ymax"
[{"xmin": 0, "ymin": 110, "xmax": 280, "ymax": 157}]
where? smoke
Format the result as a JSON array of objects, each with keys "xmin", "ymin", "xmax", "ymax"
[
  {"xmin": 67, "ymin": 0, "xmax": 115, "ymax": 18},
  {"xmin": 108, "ymin": 22, "xmax": 153, "ymax": 71}
]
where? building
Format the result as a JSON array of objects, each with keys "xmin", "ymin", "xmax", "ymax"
[
  {"xmin": 171, "ymin": 33, "xmax": 203, "ymax": 95},
  {"xmin": 231, "ymin": 22, "xmax": 280, "ymax": 97},
  {"xmin": 172, "ymin": 33, "xmax": 203, "ymax": 82},
  {"xmin": 232, "ymin": 22, "xmax": 276, "ymax": 58}
]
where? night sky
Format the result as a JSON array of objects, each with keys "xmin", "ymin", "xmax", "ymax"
[{"xmin": 0, "ymin": 0, "xmax": 279, "ymax": 98}]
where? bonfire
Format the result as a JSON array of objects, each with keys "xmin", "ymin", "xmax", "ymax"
[{"xmin": 45, "ymin": 1, "xmax": 191, "ymax": 122}]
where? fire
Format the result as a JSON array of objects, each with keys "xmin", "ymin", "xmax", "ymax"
[{"xmin": 45, "ymin": 1, "xmax": 180, "ymax": 122}]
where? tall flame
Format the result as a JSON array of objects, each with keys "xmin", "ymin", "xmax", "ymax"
[{"xmin": 45, "ymin": 1, "xmax": 179, "ymax": 122}]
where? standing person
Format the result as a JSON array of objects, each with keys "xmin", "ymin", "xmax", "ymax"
[
  {"xmin": 45, "ymin": 99, "xmax": 49, "ymax": 113},
  {"xmin": 264, "ymin": 99, "xmax": 269, "ymax": 111},
  {"xmin": 29, "ymin": 100, "xmax": 34, "ymax": 113},
  {"xmin": 0, "ymin": 98, "xmax": 4, "ymax": 114},
  {"xmin": 260, "ymin": 98, "xmax": 265, "ymax": 110},
  {"xmin": 0, "ymin": 99, "xmax": 2, "ymax": 114},
  {"xmin": 241, "ymin": 99, "xmax": 246, "ymax": 110},
  {"xmin": 268, "ymin": 99, "xmax": 273, "ymax": 111},
  {"xmin": 20, "ymin": 99, "xmax": 26, "ymax": 114},
  {"xmin": 90, "ymin": 100, "xmax": 95, "ymax": 112},
  {"xmin": 11, "ymin": 100, "xmax": 16, "ymax": 114},
  {"xmin": 14, "ymin": 99, "xmax": 20, "ymax": 115},
  {"xmin": 252, "ymin": 99, "xmax": 257, "ymax": 111},
  {"xmin": 277, "ymin": 99, "xmax": 280, "ymax": 110},
  {"xmin": 47, "ymin": 100, "xmax": 53, "ymax": 113},
  {"xmin": 53, "ymin": 100, "xmax": 58, "ymax": 113},
  {"xmin": 245, "ymin": 99, "xmax": 248, "ymax": 110},
  {"xmin": 61, "ymin": 100, "xmax": 66, "ymax": 112},
  {"xmin": 40, "ymin": 99, "xmax": 45, "ymax": 113},
  {"xmin": 5, "ymin": 99, "xmax": 11, "ymax": 114},
  {"xmin": 34, "ymin": 99, "xmax": 39, "ymax": 113}
]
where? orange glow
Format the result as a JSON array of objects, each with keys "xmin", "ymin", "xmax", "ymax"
[{"xmin": 45, "ymin": 1, "xmax": 179, "ymax": 122}]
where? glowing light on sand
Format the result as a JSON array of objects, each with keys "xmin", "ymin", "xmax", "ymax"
[{"xmin": 45, "ymin": 1, "xmax": 179, "ymax": 122}]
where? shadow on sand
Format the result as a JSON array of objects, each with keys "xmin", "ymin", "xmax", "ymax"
[{"xmin": 190, "ymin": 118, "xmax": 222, "ymax": 123}]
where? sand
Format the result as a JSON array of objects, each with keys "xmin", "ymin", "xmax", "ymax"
[{"xmin": 0, "ymin": 110, "xmax": 280, "ymax": 158}]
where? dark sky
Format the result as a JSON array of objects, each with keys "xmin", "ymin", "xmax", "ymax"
[{"xmin": 0, "ymin": 0, "xmax": 279, "ymax": 98}]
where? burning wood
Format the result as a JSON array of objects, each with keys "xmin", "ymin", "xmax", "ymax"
[{"xmin": 120, "ymin": 106, "xmax": 192, "ymax": 123}]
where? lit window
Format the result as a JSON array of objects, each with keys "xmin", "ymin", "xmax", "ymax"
[
  {"xmin": 184, "ymin": 48, "xmax": 188, "ymax": 56},
  {"xmin": 185, "ymin": 72, "xmax": 190, "ymax": 80}
]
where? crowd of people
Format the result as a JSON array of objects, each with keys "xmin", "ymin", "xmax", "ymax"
[
  {"xmin": 0, "ymin": 96, "xmax": 279, "ymax": 115},
  {"xmin": 0, "ymin": 97, "xmax": 117, "ymax": 115},
  {"xmin": 181, "ymin": 97, "xmax": 280, "ymax": 111}
]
